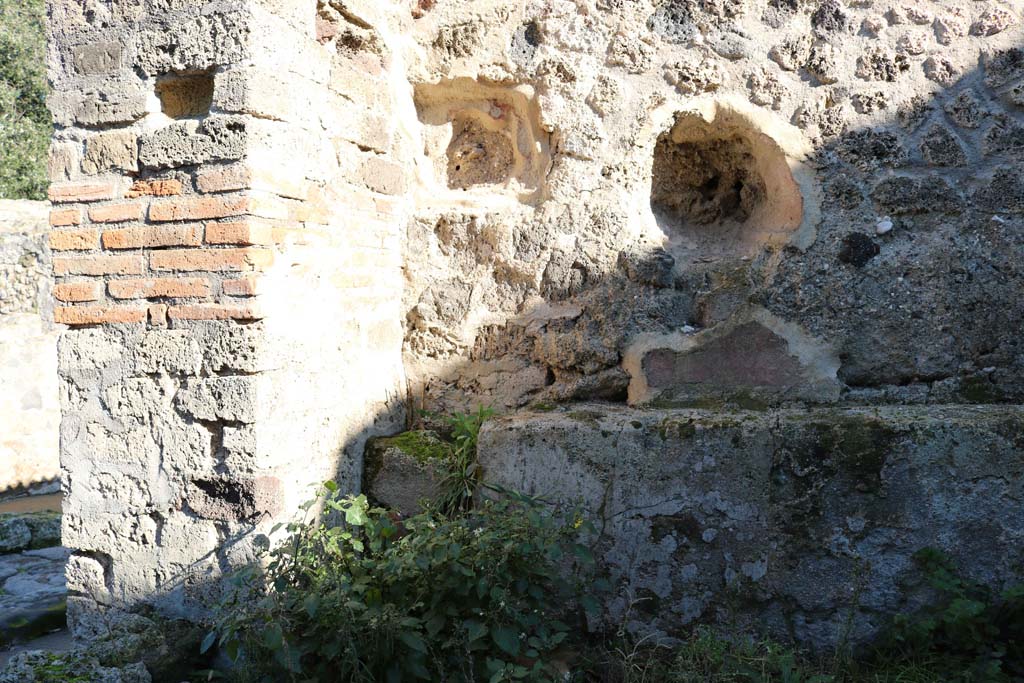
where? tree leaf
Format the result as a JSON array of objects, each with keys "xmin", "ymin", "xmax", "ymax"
[
  {"xmin": 491, "ymin": 625, "xmax": 520, "ymax": 656},
  {"xmin": 345, "ymin": 501, "xmax": 369, "ymax": 527},
  {"xmin": 263, "ymin": 623, "xmax": 283, "ymax": 650},
  {"xmin": 399, "ymin": 631, "xmax": 428, "ymax": 653},
  {"xmin": 464, "ymin": 619, "xmax": 488, "ymax": 642}
]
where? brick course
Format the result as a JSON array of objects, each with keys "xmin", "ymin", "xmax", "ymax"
[
  {"xmin": 107, "ymin": 278, "xmax": 212, "ymax": 299},
  {"xmin": 103, "ymin": 225, "xmax": 203, "ymax": 249},
  {"xmin": 149, "ymin": 195, "xmax": 249, "ymax": 222},
  {"xmin": 49, "ymin": 180, "xmax": 120, "ymax": 203},
  {"xmin": 53, "ymin": 254, "xmax": 146, "ymax": 276},
  {"xmin": 54, "ymin": 306, "xmax": 147, "ymax": 325},
  {"xmin": 53, "ymin": 282, "xmax": 102, "ymax": 303},
  {"xmin": 150, "ymin": 248, "xmax": 274, "ymax": 272},
  {"xmin": 168, "ymin": 302, "xmax": 264, "ymax": 320},
  {"xmin": 50, "ymin": 229, "xmax": 99, "ymax": 251},
  {"xmin": 50, "ymin": 208, "xmax": 83, "ymax": 227},
  {"xmin": 127, "ymin": 180, "xmax": 183, "ymax": 197},
  {"xmin": 205, "ymin": 220, "xmax": 274, "ymax": 245},
  {"xmin": 89, "ymin": 203, "xmax": 146, "ymax": 224}
]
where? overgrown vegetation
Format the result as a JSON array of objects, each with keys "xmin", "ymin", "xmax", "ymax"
[
  {"xmin": 880, "ymin": 548, "xmax": 1023, "ymax": 681},
  {"xmin": 203, "ymin": 406, "xmax": 1022, "ymax": 683},
  {"xmin": 207, "ymin": 485, "xmax": 598, "ymax": 683},
  {"xmin": 436, "ymin": 406, "xmax": 495, "ymax": 514},
  {"xmin": 0, "ymin": 0, "xmax": 49, "ymax": 200},
  {"xmin": 578, "ymin": 548, "xmax": 1024, "ymax": 683}
]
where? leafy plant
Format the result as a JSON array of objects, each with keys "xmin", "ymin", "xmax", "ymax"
[
  {"xmin": 207, "ymin": 483, "xmax": 597, "ymax": 683},
  {"xmin": 434, "ymin": 406, "xmax": 495, "ymax": 515},
  {"xmin": 0, "ymin": 0, "xmax": 49, "ymax": 199},
  {"xmin": 877, "ymin": 548, "xmax": 1024, "ymax": 681}
]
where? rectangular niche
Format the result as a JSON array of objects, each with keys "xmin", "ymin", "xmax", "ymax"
[
  {"xmin": 155, "ymin": 70, "xmax": 215, "ymax": 119},
  {"xmin": 413, "ymin": 78, "xmax": 551, "ymax": 206}
]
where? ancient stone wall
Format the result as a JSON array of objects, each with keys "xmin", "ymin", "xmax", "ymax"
[
  {"xmin": 47, "ymin": 0, "xmax": 407, "ymax": 633},
  {"xmin": 398, "ymin": 0, "xmax": 1023, "ymax": 414},
  {"xmin": 45, "ymin": 0, "xmax": 1024, "ymax": 651},
  {"xmin": 0, "ymin": 200, "xmax": 60, "ymax": 494}
]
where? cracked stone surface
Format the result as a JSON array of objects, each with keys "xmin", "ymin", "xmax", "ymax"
[{"xmin": 478, "ymin": 404, "xmax": 1024, "ymax": 650}]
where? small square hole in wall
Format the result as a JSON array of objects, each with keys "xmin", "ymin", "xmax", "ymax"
[{"xmin": 155, "ymin": 71, "xmax": 214, "ymax": 119}]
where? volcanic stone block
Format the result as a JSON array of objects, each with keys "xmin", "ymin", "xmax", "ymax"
[
  {"xmin": 185, "ymin": 476, "xmax": 284, "ymax": 522},
  {"xmin": 625, "ymin": 309, "xmax": 841, "ymax": 407}
]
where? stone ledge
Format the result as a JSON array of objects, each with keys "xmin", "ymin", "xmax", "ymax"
[{"xmin": 478, "ymin": 404, "xmax": 1024, "ymax": 650}]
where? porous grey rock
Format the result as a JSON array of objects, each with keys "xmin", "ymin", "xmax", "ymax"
[
  {"xmin": 945, "ymin": 91, "xmax": 983, "ymax": 128},
  {"xmin": 138, "ymin": 116, "xmax": 247, "ymax": 170},
  {"xmin": 48, "ymin": 81, "xmax": 149, "ymax": 128},
  {"xmin": 185, "ymin": 476, "xmax": 285, "ymax": 521},
  {"xmin": 0, "ymin": 512, "xmax": 60, "ymax": 554},
  {"xmin": 934, "ymin": 10, "xmax": 968, "ymax": 46},
  {"xmin": 982, "ymin": 115, "xmax": 1024, "ymax": 156},
  {"xmin": 971, "ymin": 8, "xmax": 1016, "ymax": 37},
  {"xmin": 805, "ymin": 43, "xmax": 840, "ymax": 84},
  {"xmin": 922, "ymin": 56, "xmax": 959, "ymax": 86},
  {"xmin": 871, "ymin": 176, "xmax": 960, "ymax": 215},
  {"xmin": 82, "ymin": 131, "xmax": 139, "ymax": 175},
  {"xmin": 769, "ymin": 35, "xmax": 811, "ymax": 72},
  {"xmin": 855, "ymin": 48, "xmax": 909, "ymax": 81},
  {"xmin": 919, "ymin": 125, "xmax": 967, "ymax": 166}
]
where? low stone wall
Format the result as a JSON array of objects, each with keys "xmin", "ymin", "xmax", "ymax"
[
  {"xmin": 0, "ymin": 200, "xmax": 60, "ymax": 494},
  {"xmin": 478, "ymin": 404, "xmax": 1024, "ymax": 650}
]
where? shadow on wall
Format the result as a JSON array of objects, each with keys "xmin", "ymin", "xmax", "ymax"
[
  {"xmin": 399, "ymin": 38, "xmax": 1024, "ymax": 418},
  {"xmin": 354, "ymin": 34, "xmax": 1024, "ymax": 653}
]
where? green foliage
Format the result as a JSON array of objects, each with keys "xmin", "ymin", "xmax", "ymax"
[
  {"xmin": 579, "ymin": 548, "xmax": 1023, "ymax": 683},
  {"xmin": 208, "ymin": 484, "xmax": 597, "ymax": 683},
  {"xmin": 435, "ymin": 406, "xmax": 495, "ymax": 514},
  {"xmin": 878, "ymin": 548, "xmax": 1024, "ymax": 681},
  {"xmin": 577, "ymin": 629, "xmax": 993, "ymax": 683},
  {"xmin": 580, "ymin": 629, "xmax": 837, "ymax": 683},
  {"xmin": 0, "ymin": 0, "xmax": 49, "ymax": 200}
]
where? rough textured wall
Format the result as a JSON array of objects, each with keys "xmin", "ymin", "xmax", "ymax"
[
  {"xmin": 479, "ymin": 405, "xmax": 1024, "ymax": 649},
  {"xmin": 385, "ymin": 0, "xmax": 1024, "ymax": 651},
  {"xmin": 46, "ymin": 0, "xmax": 407, "ymax": 634},
  {"xmin": 45, "ymin": 0, "xmax": 1024, "ymax": 651},
  {"xmin": 395, "ymin": 0, "xmax": 1023, "ymax": 413},
  {"xmin": 0, "ymin": 200, "xmax": 60, "ymax": 493}
]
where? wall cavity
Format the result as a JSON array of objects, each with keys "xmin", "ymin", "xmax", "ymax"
[
  {"xmin": 651, "ymin": 104, "xmax": 804, "ymax": 265},
  {"xmin": 413, "ymin": 78, "xmax": 551, "ymax": 205}
]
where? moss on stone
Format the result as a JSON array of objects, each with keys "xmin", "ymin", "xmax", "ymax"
[
  {"xmin": 567, "ymin": 410, "xmax": 603, "ymax": 427},
  {"xmin": 958, "ymin": 377, "xmax": 1005, "ymax": 404},
  {"xmin": 657, "ymin": 418, "xmax": 697, "ymax": 441},
  {"xmin": 377, "ymin": 430, "xmax": 451, "ymax": 463},
  {"xmin": 0, "ymin": 510, "xmax": 61, "ymax": 554},
  {"xmin": 25, "ymin": 653, "xmax": 90, "ymax": 683},
  {"xmin": 786, "ymin": 414, "xmax": 904, "ymax": 494},
  {"xmin": 364, "ymin": 430, "xmax": 451, "ymax": 491}
]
